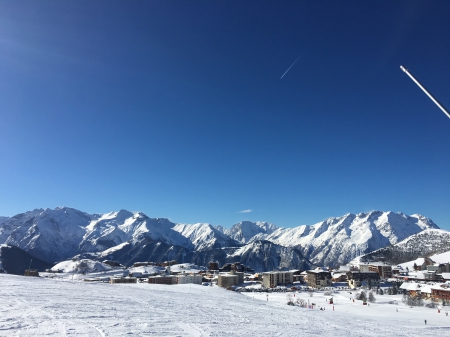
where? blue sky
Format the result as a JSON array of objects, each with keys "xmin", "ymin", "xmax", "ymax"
[{"xmin": 1, "ymin": 1, "xmax": 449, "ymax": 230}]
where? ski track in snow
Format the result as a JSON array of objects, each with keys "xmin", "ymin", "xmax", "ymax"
[{"xmin": 1, "ymin": 274, "xmax": 449, "ymax": 336}]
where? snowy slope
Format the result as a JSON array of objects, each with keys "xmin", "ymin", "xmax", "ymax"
[
  {"xmin": 170, "ymin": 263, "xmax": 207, "ymax": 273},
  {"xmin": 225, "ymin": 221, "xmax": 279, "ymax": 243},
  {"xmin": 258, "ymin": 211, "xmax": 438, "ymax": 267},
  {"xmin": 398, "ymin": 249, "xmax": 450, "ymax": 271},
  {"xmin": 428, "ymin": 250, "xmax": 450, "ymax": 264},
  {"xmin": 50, "ymin": 259, "xmax": 113, "ymax": 273},
  {"xmin": 352, "ymin": 228, "xmax": 450, "ymax": 265},
  {"xmin": 1, "ymin": 273, "xmax": 448, "ymax": 336},
  {"xmin": 172, "ymin": 223, "xmax": 241, "ymax": 251}
]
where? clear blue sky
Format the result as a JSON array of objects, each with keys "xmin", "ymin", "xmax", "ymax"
[{"xmin": 1, "ymin": 1, "xmax": 449, "ymax": 230}]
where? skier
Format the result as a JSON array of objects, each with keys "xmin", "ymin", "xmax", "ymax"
[{"xmin": 424, "ymin": 319, "xmax": 427, "ymax": 325}]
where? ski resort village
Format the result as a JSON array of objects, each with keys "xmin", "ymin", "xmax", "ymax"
[
  {"xmin": 1, "ymin": 208, "xmax": 450, "ymax": 335},
  {"xmin": 2, "ymin": 0, "xmax": 450, "ymax": 335}
]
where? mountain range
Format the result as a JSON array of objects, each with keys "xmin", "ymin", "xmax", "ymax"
[{"xmin": 0, "ymin": 207, "xmax": 442, "ymax": 273}]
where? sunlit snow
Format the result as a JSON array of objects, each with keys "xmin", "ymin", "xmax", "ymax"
[{"xmin": 1, "ymin": 274, "xmax": 449, "ymax": 336}]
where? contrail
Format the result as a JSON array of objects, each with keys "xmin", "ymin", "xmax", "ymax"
[{"xmin": 280, "ymin": 53, "xmax": 303, "ymax": 79}]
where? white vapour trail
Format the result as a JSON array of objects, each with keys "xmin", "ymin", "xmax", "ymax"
[{"xmin": 280, "ymin": 53, "xmax": 302, "ymax": 79}]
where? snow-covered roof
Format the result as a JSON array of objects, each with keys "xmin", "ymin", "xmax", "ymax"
[
  {"xmin": 420, "ymin": 285, "xmax": 433, "ymax": 294},
  {"xmin": 442, "ymin": 273, "xmax": 450, "ymax": 280},
  {"xmin": 406, "ymin": 283, "xmax": 422, "ymax": 291},
  {"xmin": 307, "ymin": 267, "xmax": 329, "ymax": 274}
]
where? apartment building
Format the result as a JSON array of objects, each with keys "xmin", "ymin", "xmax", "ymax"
[
  {"xmin": 306, "ymin": 269, "xmax": 332, "ymax": 289},
  {"xmin": 262, "ymin": 271, "xmax": 294, "ymax": 288},
  {"xmin": 177, "ymin": 274, "xmax": 202, "ymax": 285},
  {"xmin": 217, "ymin": 270, "xmax": 244, "ymax": 288},
  {"xmin": 359, "ymin": 262, "xmax": 392, "ymax": 279},
  {"xmin": 148, "ymin": 276, "xmax": 177, "ymax": 285},
  {"xmin": 347, "ymin": 271, "xmax": 380, "ymax": 289}
]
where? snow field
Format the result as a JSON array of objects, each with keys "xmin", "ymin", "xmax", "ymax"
[
  {"xmin": 243, "ymin": 288, "xmax": 450, "ymax": 330},
  {"xmin": 1, "ymin": 275, "xmax": 450, "ymax": 336}
]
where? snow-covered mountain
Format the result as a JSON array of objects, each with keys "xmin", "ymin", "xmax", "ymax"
[
  {"xmin": 0, "ymin": 207, "xmax": 95, "ymax": 262},
  {"xmin": 226, "ymin": 240, "xmax": 315, "ymax": 271},
  {"xmin": 351, "ymin": 228, "xmax": 450, "ymax": 265},
  {"xmin": 0, "ymin": 216, "xmax": 9, "ymax": 224},
  {"xmin": 225, "ymin": 221, "xmax": 279, "ymax": 244},
  {"xmin": 253, "ymin": 211, "xmax": 439, "ymax": 267},
  {"xmin": 0, "ymin": 208, "xmax": 194, "ymax": 263},
  {"xmin": 0, "ymin": 207, "xmax": 441, "ymax": 271},
  {"xmin": 80, "ymin": 210, "xmax": 193, "ymax": 253},
  {"xmin": 172, "ymin": 223, "xmax": 241, "ymax": 251}
]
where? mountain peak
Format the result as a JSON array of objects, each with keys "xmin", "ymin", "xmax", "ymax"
[{"xmin": 226, "ymin": 221, "xmax": 279, "ymax": 244}]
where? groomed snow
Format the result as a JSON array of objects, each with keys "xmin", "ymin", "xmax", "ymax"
[{"xmin": 1, "ymin": 274, "xmax": 449, "ymax": 336}]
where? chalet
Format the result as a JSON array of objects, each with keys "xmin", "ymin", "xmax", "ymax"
[
  {"xmin": 418, "ymin": 257, "xmax": 435, "ymax": 271},
  {"xmin": 398, "ymin": 281, "xmax": 450, "ymax": 302},
  {"xmin": 399, "ymin": 282, "xmax": 422, "ymax": 297},
  {"xmin": 431, "ymin": 283, "xmax": 450, "ymax": 302}
]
